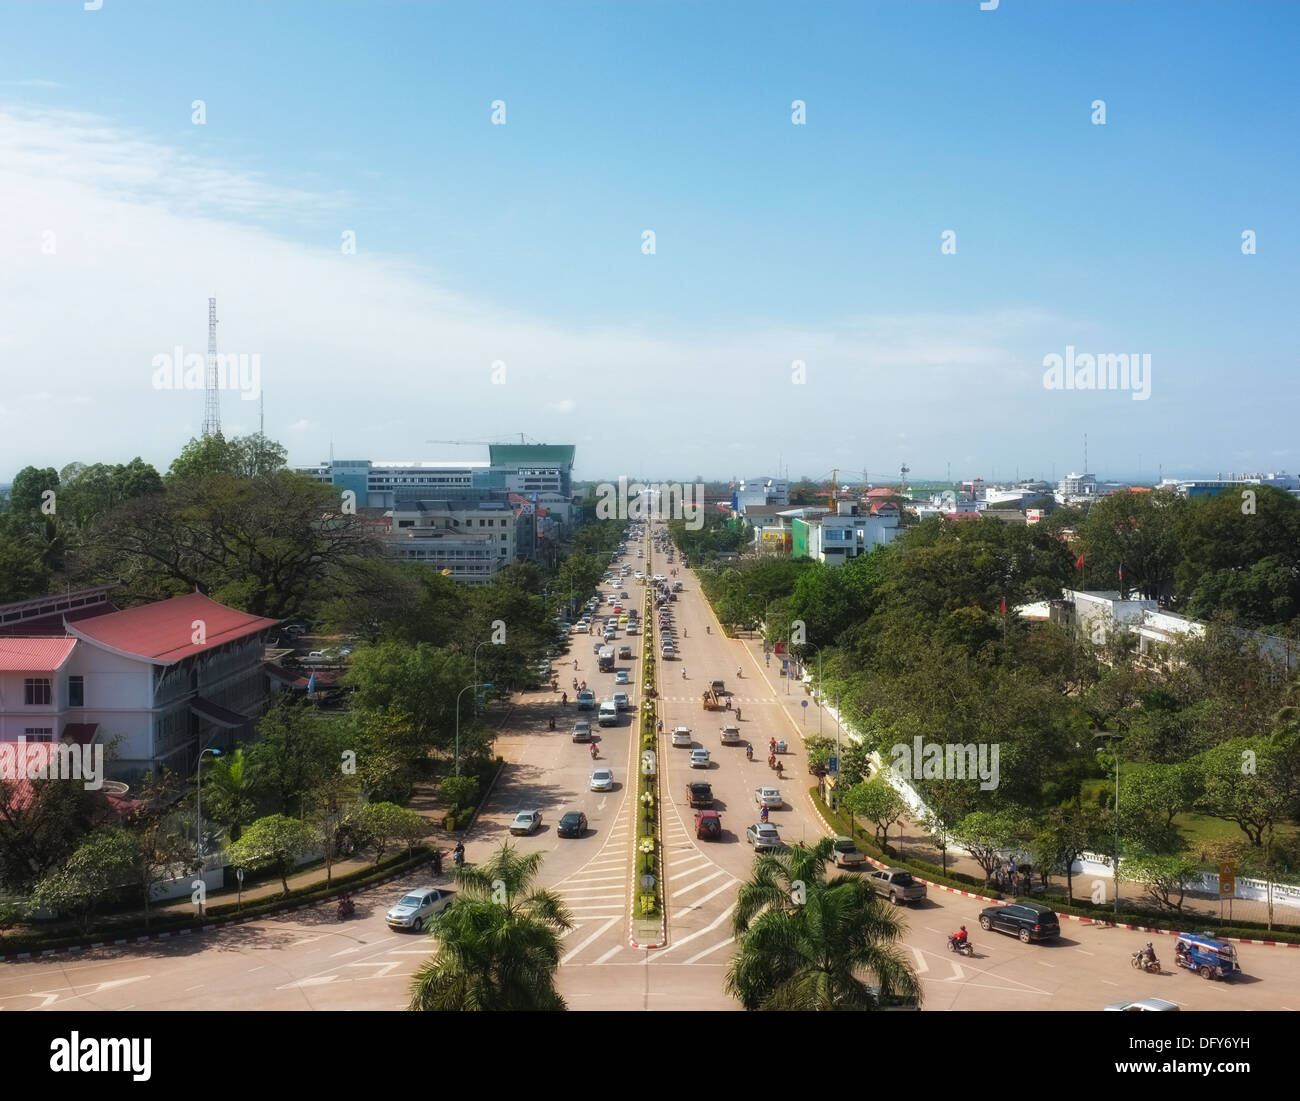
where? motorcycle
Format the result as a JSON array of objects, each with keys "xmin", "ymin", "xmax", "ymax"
[
  {"xmin": 590, "ymin": 744, "xmax": 599, "ymax": 759},
  {"xmin": 745, "ymin": 744, "xmax": 753, "ymax": 761},
  {"xmin": 1131, "ymin": 951, "xmax": 1161, "ymax": 974},
  {"xmin": 453, "ymin": 846, "xmax": 465, "ymax": 868},
  {"xmin": 337, "ymin": 897, "xmax": 356, "ymax": 920},
  {"xmin": 947, "ymin": 935, "xmax": 973, "ymax": 957},
  {"xmin": 548, "ymin": 716, "xmax": 556, "ymax": 730}
]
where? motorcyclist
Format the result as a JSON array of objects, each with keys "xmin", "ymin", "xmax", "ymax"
[
  {"xmin": 548, "ymin": 715, "xmax": 556, "ymax": 730},
  {"xmin": 561, "ymin": 692, "xmax": 568, "ymax": 705},
  {"xmin": 745, "ymin": 743, "xmax": 753, "ymax": 761},
  {"xmin": 682, "ymin": 667, "xmax": 687, "ymax": 679},
  {"xmin": 656, "ymin": 718, "xmax": 663, "ymax": 733},
  {"xmin": 706, "ymin": 625, "xmax": 710, "ymax": 634},
  {"xmin": 590, "ymin": 743, "xmax": 598, "ymax": 759},
  {"xmin": 951, "ymin": 925, "xmax": 968, "ymax": 947},
  {"xmin": 1139, "ymin": 941, "xmax": 1157, "ymax": 968},
  {"xmin": 737, "ymin": 667, "xmax": 743, "ymax": 679},
  {"xmin": 760, "ymin": 805, "xmax": 769, "ymax": 823},
  {"xmin": 453, "ymin": 841, "xmax": 465, "ymax": 866}
]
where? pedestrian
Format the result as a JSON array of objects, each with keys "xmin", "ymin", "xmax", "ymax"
[
  {"xmin": 995, "ymin": 867, "xmax": 1005, "ymax": 891},
  {"xmin": 431, "ymin": 849, "xmax": 443, "ymax": 876}
]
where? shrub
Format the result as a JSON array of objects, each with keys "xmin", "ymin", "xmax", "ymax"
[{"xmin": 444, "ymin": 816, "xmax": 456, "ymax": 831}]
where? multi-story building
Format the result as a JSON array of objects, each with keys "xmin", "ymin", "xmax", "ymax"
[
  {"xmin": 790, "ymin": 500, "xmax": 900, "ymax": 564},
  {"xmin": 735, "ymin": 476, "xmax": 789, "ymax": 512},
  {"xmin": 1158, "ymin": 472, "xmax": 1300, "ymax": 500},
  {"xmin": 390, "ymin": 499, "xmax": 518, "ymax": 562},
  {"xmin": 0, "ymin": 592, "xmax": 279, "ymax": 782}
]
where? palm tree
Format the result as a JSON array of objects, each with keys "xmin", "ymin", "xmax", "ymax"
[
  {"xmin": 202, "ymin": 748, "xmax": 258, "ymax": 842},
  {"xmin": 727, "ymin": 838, "xmax": 921, "ymax": 1010},
  {"xmin": 409, "ymin": 842, "xmax": 573, "ymax": 1011}
]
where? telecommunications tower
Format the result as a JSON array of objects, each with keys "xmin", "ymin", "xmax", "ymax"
[{"xmin": 202, "ymin": 297, "xmax": 222, "ymax": 437}]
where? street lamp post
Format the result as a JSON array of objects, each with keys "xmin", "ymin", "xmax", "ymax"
[
  {"xmin": 195, "ymin": 747, "xmax": 222, "ymax": 918},
  {"xmin": 456, "ymin": 682, "xmax": 493, "ymax": 777},
  {"xmin": 472, "ymin": 641, "xmax": 495, "ymax": 715}
]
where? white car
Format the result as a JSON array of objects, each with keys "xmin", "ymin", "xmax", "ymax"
[
  {"xmin": 746, "ymin": 823, "xmax": 783, "ymax": 851},
  {"xmin": 671, "ymin": 725, "xmax": 693, "ymax": 747},
  {"xmin": 754, "ymin": 787, "xmax": 783, "ymax": 809},
  {"xmin": 386, "ymin": 887, "xmax": 453, "ymax": 931},
  {"xmin": 689, "ymin": 748, "xmax": 711, "ymax": 769},
  {"xmin": 590, "ymin": 768, "xmax": 614, "ymax": 792},
  {"xmin": 613, "ymin": 691, "xmax": 630, "ymax": 711}
]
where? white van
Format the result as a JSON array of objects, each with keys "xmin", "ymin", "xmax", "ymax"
[{"xmin": 598, "ymin": 700, "xmax": 619, "ymax": 726}]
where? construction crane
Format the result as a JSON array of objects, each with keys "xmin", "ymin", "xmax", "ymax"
[{"xmin": 425, "ymin": 434, "xmax": 543, "ymax": 447}]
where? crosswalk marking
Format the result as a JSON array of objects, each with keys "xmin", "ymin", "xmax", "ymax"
[
  {"xmin": 561, "ymin": 916, "xmax": 621, "ymax": 965},
  {"xmin": 671, "ymin": 869, "xmax": 728, "ymax": 897}
]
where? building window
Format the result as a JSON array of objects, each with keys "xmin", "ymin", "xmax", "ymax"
[
  {"xmin": 69, "ymin": 676, "xmax": 84, "ymax": 708},
  {"xmin": 24, "ymin": 678, "xmax": 52, "ymax": 705},
  {"xmin": 23, "ymin": 729, "xmax": 53, "ymax": 742}
]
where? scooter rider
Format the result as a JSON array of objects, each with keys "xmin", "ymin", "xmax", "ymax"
[
  {"xmin": 951, "ymin": 925, "xmax": 968, "ymax": 948},
  {"xmin": 760, "ymin": 805, "xmax": 769, "ymax": 823}
]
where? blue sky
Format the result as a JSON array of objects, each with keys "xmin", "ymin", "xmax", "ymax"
[{"xmin": 1, "ymin": 0, "xmax": 1296, "ymax": 484}]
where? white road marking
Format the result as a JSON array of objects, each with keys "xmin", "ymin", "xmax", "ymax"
[
  {"xmin": 1036, "ymin": 961, "xmax": 1056, "ymax": 968},
  {"xmin": 943, "ymin": 962, "xmax": 966, "ymax": 981},
  {"xmin": 247, "ymin": 965, "xmax": 265, "ymax": 972},
  {"xmin": 329, "ymin": 945, "xmax": 365, "ymax": 957},
  {"xmin": 684, "ymin": 937, "xmax": 734, "ymax": 964},
  {"xmin": 561, "ymin": 916, "xmax": 621, "ymax": 965},
  {"xmin": 1100, "ymin": 978, "xmax": 1120, "ymax": 986},
  {"xmin": 278, "ymin": 975, "xmax": 338, "ymax": 989},
  {"xmin": 677, "ymin": 878, "xmax": 738, "ymax": 912},
  {"xmin": 910, "ymin": 947, "xmax": 930, "ymax": 974},
  {"xmin": 671, "ymin": 869, "xmax": 727, "ymax": 897},
  {"xmin": 345, "ymin": 961, "xmax": 402, "ymax": 979},
  {"xmin": 592, "ymin": 945, "xmax": 623, "ymax": 965},
  {"xmin": 652, "ymin": 905, "xmax": 735, "ymax": 960},
  {"xmin": 1074, "ymin": 948, "xmax": 1095, "ymax": 956}
]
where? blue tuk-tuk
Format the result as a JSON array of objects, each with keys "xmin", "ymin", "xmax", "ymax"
[{"xmin": 1173, "ymin": 932, "xmax": 1240, "ymax": 981}]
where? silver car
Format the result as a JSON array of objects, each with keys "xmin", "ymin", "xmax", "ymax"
[
  {"xmin": 386, "ymin": 886, "xmax": 453, "ymax": 931},
  {"xmin": 746, "ymin": 823, "xmax": 783, "ymax": 851}
]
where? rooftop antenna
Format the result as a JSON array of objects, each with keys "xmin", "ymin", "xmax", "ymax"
[
  {"xmin": 899, "ymin": 461, "xmax": 910, "ymax": 497},
  {"xmin": 202, "ymin": 297, "xmax": 222, "ymax": 437}
]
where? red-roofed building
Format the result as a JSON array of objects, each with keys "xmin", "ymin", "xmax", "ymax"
[{"xmin": 0, "ymin": 591, "xmax": 280, "ymax": 782}]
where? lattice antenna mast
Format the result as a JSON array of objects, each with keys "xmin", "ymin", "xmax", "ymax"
[{"xmin": 202, "ymin": 297, "xmax": 222, "ymax": 437}]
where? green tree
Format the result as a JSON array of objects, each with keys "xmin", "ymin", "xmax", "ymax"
[
  {"xmin": 1031, "ymin": 805, "xmax": 1107, "ymax": 904},
  {"xmin": 1078, "ymin": 489, "xmax": 1183, "ymax": 601},
  {"xmin": 0, "ymin": 532, "xmax": 50, "ymax": 602},
  {"xmin": 31, "ymin": 829, "xmax": 138, "ymax": 933},
  {"xmin": 227, "ymin": 814, "xmax": 317, "ymax": 895},
  {"xmin": 343, "ymin": 643, "xmax": 473, "ymax": 752},
  {"xmin": 951, "ymin": 810, "xmax": 1029, "ymax": 885},
  {"xmin": 1195, "ymin": 738, "xmax": 1299, "ymax": 847},
  {"xmin": 353, "ymin": 801, "xmax": 428, "ymax": 863},
  {"xmin": 409, "ymin": 842, "xmax": 572, "ymax": 1011},
  {"xmin": 1121, "ymin": 850, "xmax": 1202, "ymax": 913},
  {"xmin": 727, "ymin": 839, "xmax": 920, "ymax": 1011},
  {"xmin": 842, "ymin": 777, "xmax": 907, "ymax": 847},
  {"xmin": 0, "ymin": 774, "xmax": 112, "ymax": 892},
  {"xmin": 201, "ymin": 748, "xmax": 259, "ymax": 842}
]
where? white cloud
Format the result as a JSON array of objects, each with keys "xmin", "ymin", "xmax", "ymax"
[{"xmin": 0, "ymin": 102, "xmax": 1114, "ymax": 481}]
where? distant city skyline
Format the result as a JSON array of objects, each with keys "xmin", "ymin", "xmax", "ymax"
[{"xmin": 2, "ymin": 2, "xmax": 1296, "ymax": 483}]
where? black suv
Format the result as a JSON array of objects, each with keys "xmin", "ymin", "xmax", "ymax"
[
  {"xmin": 979, "ymin": 901, "xmax": 1060, "ymax": 943},
  {"xmin": 687, "ymin": 782, "xmax": 714, "ymax": 808}
]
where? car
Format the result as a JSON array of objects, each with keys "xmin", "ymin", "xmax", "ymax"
[
  {"xmin": 620, "ymin": 591, "xmax": 629, "ymax": 599},
  {"xmin": 754, "ymin": 787, "xmax": 783, "ymax": 809},
  {"xmin": 386, "ymin": 886, "xmax": 454, "ymax": 931},
  {"xmin": 577, "ymin": 690, "xmax": 596, "ymax": 710},
  {"xmin": 1103, "ymin": 997, "xmax": 1180, "ymax": 1012},
  {"xmin": 687, "ymin": 781, "xmax": 714, "ymax": 807},
  {"xmin": 618, "ymin": 645, "xmax": 633, "ymax": 660},
  {"xmin": 671, "ymin": 725, "xmax": 693, "ymax": 747},
  {"xmin": 720, "ymin": 725, "xmax": 742, "ymax": 744},
  {"xmin": 572, "ymin": 720, "xmax": 592, "ymax": 742},
  {"xmin": 604, "ymin": 630, "xmax": 617, "ymax": 640},
  {"xmin": 557, "ymin": 811, "xmax": 589, "ymax": 838},
  {"xmin": 590, "ymin": 768, "xmax": 614, "ymax": 792},
  {"xmin": 978, "ymin": 901, "xmax": 1060, "ymax": 942},
  {"xmin": 614, "ymin": 669, "xmax": 630, "ymax": 685},
  {"xmin": 868, "ymin": 867, "xmax": 927, "ymax": 905},
  {"xmin": 695, "ymin": 810, "xmax": 722, "ymax": 840},
  {"xmin": 510, "ymin": 810, "xmax": 543, "ymax": 835},
  {"xmin": 831, "ymin": 836, "xmax": 867, "ymax": 868},
  {"xmin": 689, "ymin": 748, "xmax": 711, "ymax": 768},
  {"xmin": 613, "ymin": 691, "xmax": 631, "ymax": 711},
  {"xmin": 625, "ymin": 623, "xmax": 638, "ymax": 634},
  {"xmin": 593, "ymin": 640, "xmax": 604, "ymax": 654},
  {"xmin": 598, "ymin": 700, "xmax": 619, "ymax": 725},
  {"xmin": 746, "ymin": 823, "xmax": 783, "ymax": 851}
]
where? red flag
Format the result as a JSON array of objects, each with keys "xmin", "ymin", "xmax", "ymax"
[
  {"xmin": 1075, "ymin": 554, "xmax": 1084, "ymax": 571},
  {"xmin": 1000, "ymin": 596, "xmax": 1006, "ymax": 615}
]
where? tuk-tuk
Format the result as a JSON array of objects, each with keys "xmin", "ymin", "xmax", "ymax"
[{"xmin": 1173, "ymin": 932, "xmax": 1240, "ymax": 981}]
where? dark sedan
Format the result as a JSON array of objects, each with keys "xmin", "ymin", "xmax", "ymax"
[{"xmin": 558, "ymin": 811, "xmax": 589, "ymax": 838}]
